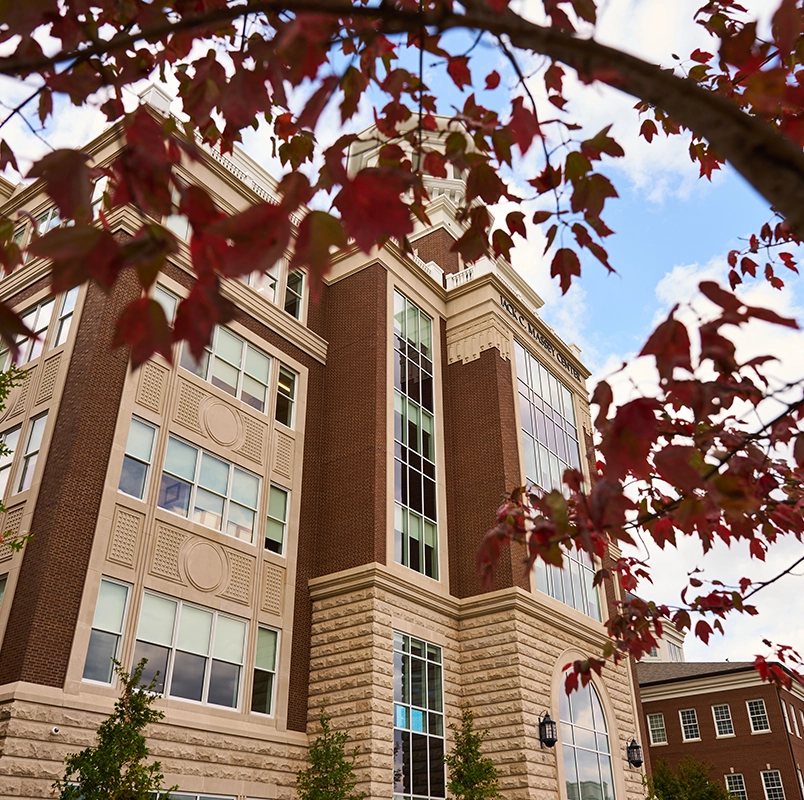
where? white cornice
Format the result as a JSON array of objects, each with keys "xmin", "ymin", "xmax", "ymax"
[{"xmin": 640, "ymin": 667, "xmax": 804, "ymax": 703}]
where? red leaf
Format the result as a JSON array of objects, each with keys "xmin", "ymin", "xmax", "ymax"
[
  {"xmin": 484, "ymin": 70, "xmax": 501, "ymax": 90},
  {"xmin": 466, "ymin": 163, "xmax": 508, "ymax": 204},
  {"xmin": 749, "ymin": 538, "xmax": 767, "ymax": 561},
  {"xmin": 423, "ymin": 151, "xmax": 448, "ymax": 179},
  {"xmin": 599, "ymin": 398, "xmax": 660, "ymax": 480},
  {"xmin": 695, "ymin": 620, "xmax": 713, "ymax": 644},
  {"xmin": 290, "ymin": 210, "xmax": 346, "ymax": 297},
  {"xmin": 173, "ymin": 278, "xmax": 235, "ymax": 360},
  {"xmin": 654, "ymin": 446, "xmax": 703, "ymax": 493},
  {"xmin": 112, "ymin": 297, "xmax": 173, "ymax": 368},
  {"xmin": 485, "ymin": 0, "xmax": 508, "ymax": 10},
  {"xmin": 447, "ymin": 56, "xmax": 472, "ymax": 90},
  {"xmin": 581, "ymin": 125, "xmax": 624, "ymax": 161},
  {"xmin": 491, "ymin": 228, "xmax": 514, "ymax": 260},
  {"xmin": 509, "ymin": 96, "xmax": 540, "ymax": 155},
  {"xmin": 0, "ymin": 140, "xmax": 18, "ymax": 173},
  {"xmin": 639, "ymin": 119, "xmax": 657, "ymax": 143},
  {"xmin": 639, "ymin": 308, "xmax": 692, "ymax": 380},
  {"xmin": 699, "ymin": 281, "xmax": 741, "ymax": 312},
  {"xmin": 27, "ymin": 149, "xmax": 93, "ymax": 224},
  {"xmin": 690, "ymin": 48, "xmax": 713, "ymax": 63},
  {"xmin": 550, "ymin": 248, "xmax": 581, "ymax": 294},
  {"xmin": 506, "ymin": 211, "xmax": 526, "ymax": 238}
]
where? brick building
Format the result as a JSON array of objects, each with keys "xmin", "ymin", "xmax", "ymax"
[
  {"xmin": 0, "ymin": 87, "xmax": 645, "ymax": 800},
  {"xmin": 639, "ymin": 661, "xmax": 804, "ymax": 800}
]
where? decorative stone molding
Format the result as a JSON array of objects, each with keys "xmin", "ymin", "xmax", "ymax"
[
  {"xmin": 9, "ymin": 365, "xmax": 36, "ymax": 418},
  {"xmin": 151, "ymin": 523, "xmax": 190, "ymax": 582},
  {"xmin": 107, "ymin": 506, "xmax": 143, "ymax": 568},
  {"xmin": 135, "ymin": 360, "xmax": 169, "ymax": 413},
  {"xmin": 272, "ymin": 430, "xmax": 294, "ymax": 479},
  {"xmin": 446, "ymin": 313, "xmax": 512, "ymax": 365},
  {"xmin": 220, "ymin": 549, "xmax": 253, "ymax": 604},
  {"xmin": 0, "ymin": 503, "xmax": 25, "ymax": 561},
  {"xmin": 35, "ymin": 353, "xmax": 61, "ymax": 405},
  {"xmin": 262, "ymin": 562, "xmax": 284, "ymax": 614}
]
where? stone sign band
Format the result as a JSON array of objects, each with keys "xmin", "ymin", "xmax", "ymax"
[{"xmin": 499, "ymin": 295, "xmax": 582, "ymax": 382}]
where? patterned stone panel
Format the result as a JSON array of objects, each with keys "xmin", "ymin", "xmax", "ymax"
[
  {"xmin": 262, "ymin": 562, "xmax": 284, "ymax": 615},
  {"xmin": 0, "ymin": 505, "xmax": 25, "ymax": 562},
  {"xmin": 35, "ymin": 354, "xmax": 61, "ymax": 405},
  {"xmin": 219, "ymin": 549, "xmax": 253, "ymax": 605},
  {"xmin": 236, "ymin": 415, "xmax": 265, "ymax": 464},
  {"xmin": 173, "ymin": 379, "xmax": 206, "ymax": 433},
  {"xmin": 150, "ymin": 523, "xmax": 190, "ymax": 583},
  {"xmin": 135, "ymin": 361, "xmax": 169, "ymax": 413},
  {"xmin": 272, "ymin": 431, "xmax": 294, "ymax": 480},
  {"xmin": 106, "ymin": 506, "xmax": 143, "ymax": 568},
  {"xmin": 9, "ymin": 367, "xmax": 36, "ymax": 418}
]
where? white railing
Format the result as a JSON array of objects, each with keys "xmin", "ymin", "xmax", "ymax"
[{"xmin": 410, "ymin": 253, "xmax": 444, "ymax": 285}]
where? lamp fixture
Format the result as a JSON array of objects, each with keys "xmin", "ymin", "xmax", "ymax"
[
  {"xmin": 626, "ymin": 738, "xmax": 643, "ymax": 768},
  {"xmin": 538, "ymin": 711, "xmax": 558, "ymax": 749}
]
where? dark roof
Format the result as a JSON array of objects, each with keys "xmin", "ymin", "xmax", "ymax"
[{"xmin": 637, "ymin": 661, "xmax": 756, "ymax": 686}]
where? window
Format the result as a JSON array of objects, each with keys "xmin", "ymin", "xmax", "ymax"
[
  {"xmin": 748, "ymin": 699, "xmax": 771, "ymax": 732},
  {"xmin": 17, "ymin": 412, "xmax": 47, "ymax": 492},
  {"xmin": 250, "ymin": 627, "xmax": 278, "ymax": 715},
  {"xmin": 265, "ymin": 484, "xmax": 288, "ymax": 555},
  {"xmin": 164, "ymin": 185, "xmax": 191, "ymax": 241},
  {"xmin": 680, "ymin": 708, "xmax": 700, "ymax": 740},
  {"xmin": 761, "ymin": 771, "xmax": 786, "ymax": 800},
  {"xmin": 0, "ymin": 425, "xmax": 21, "ymax": 498},
  {"xmin": 799, "ymin": 709, "xmax": 804, "ymax": 737},
  {"xmin": 647, "ymin": 713, "xmax": 667, "ymax": 745},
  {"xmin": 534, "ymin": 547, "xmax": 601, "ymax": 621},
  {"xmin": 157, "ymin": 437, "xmax": 260, "ymax": 542},
  {"xmin": 393, "ymin": 633, "xmax": 445, "ymax": 800},
  {"xmin": 53, "ymin": 287, "xmax": 80, "ymax": 347},
  {"xmin": 0, "ymin": 574, "xmax": 7, "ymax": 606},
  {"xmin": 10, "ymin": 206, "xmax": 61, "ymax": 262},
  {"xmin": 154, "ymin": 285, "xmax": 178, "ymax": 324},
  {"xmin": 181, "ymin": 327, "xmax": 272, "ymax": 413},
  {"xmin": 242, "ymin": 262, "xmax": 280, "ymax": 303},
  {"xmin": 559, "ymin": 677, "xmax": 615, "ymax": 800},
  {"xmin": 648, "ymin": 646, "xmax": 658, "ymax": 658},
  {"xmin": 782, "ymin": 701, "xmax": 792, "ymax": 733},
  {"xmin": 284, "ymin": 270, "xmax": 304, "ymax": 319},
  {"xmin": 726, "ymin": 774, "xmax": 748, "ymax": 800},
  {"xmin": 668, "ymin": 642, "xmax": 684, "ymax": 662},
  {"xmin": 393, "ymin": 291, "xmax": 438, "ymax": 579},
  {"xmin": 713, "ymin": 704, "xmax": 734, "ymax": 737},
  {"xmin": 790, "ymin": 703, "xmax": 800, "ymax": 737},
  {"xmin": 514, "ymin": 339, "xmax": 580, "ymax": 492},
  {"xmin": 83, "ymin": 579, "xmax": 129, "ymax": 683},
  {"xmin": 798, "ymin": 767, "xmax": 804, "ymax": 797},
  {"xmin": 275, "ymin": 365, "xmax": 296, "ymax": 427},
  {"xmin": 133, "ymin": 593, "xmax": 246, "ymax": 708},
  {"xmin": 118, "ymin": 418, "xmax": 157, "ymax": 500}
]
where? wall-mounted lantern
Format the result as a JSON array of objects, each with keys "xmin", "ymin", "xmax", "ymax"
[
  {"xmin": 538, "ymin": 711, "xmax": 558, "ymax": 748},
  {"xmin": 626, "ymin": 738, "xmax": 644, "ymax": 768}
]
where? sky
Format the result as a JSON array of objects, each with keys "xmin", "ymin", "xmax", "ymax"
[{"xmin": 1, "ymin": 0, "xmax": 801, "ymax": 665}]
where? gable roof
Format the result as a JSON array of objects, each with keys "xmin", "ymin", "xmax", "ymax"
[{"xmin": 637, "ymin": 661, "xmax": 755, "ymax": 686}]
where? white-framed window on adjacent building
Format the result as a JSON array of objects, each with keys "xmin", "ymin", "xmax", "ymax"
[
  {"xmin": 647, "ymin": 713, "xmax": 668, "ymax": 745},
  {"xmin": 799, "ymin": 708, "xmax": 804, "ymax": 738},
  {"xmin": 790, "ymin": 703, "xmax": 800, "ymax": 737},
  {"xmin": 782, "ymin": 701, "xmax": 792, "ymax": 734},
  {"xmin": 181, "ymin": 326, "xmax": 272, "ymax": 413},
  {"xmin": 797, "ymin": 767, "xmax": 804, "ymax": 798},
  {"xmin": 118, "ymin": 418, "xmax": 157, "ymax": 500},
  {"xmin": 680, "ymin": 708, "xmax": 700, "ymax": 741},
  {"xmin": 393, "ymin": 291, "xmax": 438, "ymax": 580},
  {"xmin": 133, "ymin": 592, "xmax": 246, "ymax": 709},
  {"xmin": 559, "ymin": 676, "xmax": 616, "ymax": 800},
  {"xmin": 713, "ymin": 704, "xmax": 735, "ymax": 737},
  {"xmin": 761, "ymin": 770, "xmax": 786, "ymax": 800},
  {"xmin": 748, "ymin": 699, "xmax": 771, "ymax": 732},
  {"xmin": 157, "ymin": 436, "xmax": 260, "ymax": 543},
  {"xmin": 82, "ymin": 578, "xmax": 130, "ymax": 684},
  {"xmin": 250, "ymin": 627, "xmax": 278, "ymax": 716},
  {"xmin": 726, "ymin": 773, "xmax": 748, "ymax": 800},
  {"xmin": 393, "ymin": 633, "xmax": 445, "ymax": 800},
  {"xmin": 265, "ymin": 484, "xmax": 288, "ymax": 555}
]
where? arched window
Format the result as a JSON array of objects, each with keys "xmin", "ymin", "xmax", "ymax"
[{"xmin": 559, "ymin": 679, "xmax": 615, "ymax": 800}]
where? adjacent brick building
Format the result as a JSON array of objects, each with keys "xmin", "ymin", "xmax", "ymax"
[
  {"xmin": 0, "ymin": 87, "xmax": 645, "ymax": 800},
  {"xmin": 639, "ymin": 662, "xmax": 804, "ymax": 800}
]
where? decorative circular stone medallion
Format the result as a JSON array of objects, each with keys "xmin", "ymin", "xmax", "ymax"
[
  {"xmin": 205, "ymin": 401, "xmax": 240, "ymax": 446},
  {"xmin": 184, "ymin": 540, "xmax": 225, "ymax": 592}
]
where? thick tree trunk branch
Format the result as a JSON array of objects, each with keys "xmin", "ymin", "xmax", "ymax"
[{"xmin": 3, "ymin": 1, "xmax": 803, "ymax": 232}]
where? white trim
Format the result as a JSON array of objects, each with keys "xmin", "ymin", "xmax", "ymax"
[{"xmin": 679, "ymin": 707, "xmax": 700, "ymax": 741}]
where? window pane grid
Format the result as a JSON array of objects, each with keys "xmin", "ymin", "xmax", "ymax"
[
  {"xmin": 394, "ymin": 292, "xmax": 437, "ymax": 579},
  {"xmin": 393, "ymin": 633, "xmax": 445, "ymax": 800},
  {"xmin": 748, "ymin": 699, "xmax": 771, "ymax": 732},
  {"xmin": 713, "ymin": 704, "xmax": 734, "ymax": 736},
  {"xmin": 83, "ymin": 579, "xmax": 129, "ymax": 684},
  {"xmin": 251, "ymin": 627, "xmax": 278, "ymax": 715},
  {"xmin": 17, "ymin": 413, "xmax": 47, "ymax": 492},
  {"xmin": 266, "ymin": 484, "xmax": 288, "ymax": 554},
  {"xmin": 134, "ymin": 593, "xmax": 246, "ymax": 709},
  {"xmin": 647, "ymin": 713, "xmax": 667, "ymax": 744},
  {"xmin": 680, "ymin": 709, "xmax": 700, "ymax": 740},
  {"xmin": 158, "ymin": 436, "xmax": 260, "ymax": 543},
  {"xmin": 275, "ymin": 365, "xmax": 296, "ymax": 427},
  {"xmin": 762, "ymin": 771, "xmax": 786, "ymax": 800},
  {"xmin": 726, "ymin": 774, "xmax": 747, "ymax": 800}
]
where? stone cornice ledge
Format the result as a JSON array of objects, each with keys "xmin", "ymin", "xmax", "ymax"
[{"xmin": 309, "ymin": 563, "xmax": 611, "ymax": 650}]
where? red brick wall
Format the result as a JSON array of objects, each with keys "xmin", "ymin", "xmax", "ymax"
[
  {"xmin": 412, "ymin": 228, "xmax": 460, "ymax": 275},
  {"xmin": 642, "ymin": 681, "xmax": 802, "ymax": 798}
]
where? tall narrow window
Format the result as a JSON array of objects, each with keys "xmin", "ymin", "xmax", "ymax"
[
  {"xmin": 275, "ymin": 365, "xmax": 296, "ymax": 427},
  {"xmin": 17, "ymin": 413, "xmax": 47, "ymax": 492},
  {"xmin": 18, "ymin": 298, "xmax": 55, "ymax": 363},
  {"xmin": 393, "ymin": 633, "xmax": 444, "ymax": 800},
  {"xmin": 133, "ymin": 593, "xmax": 246, "ymax": 709},
  {"xmin": 559, "ymin": 678, "xmax": 615, "ymax": 800},
  {"xmin": 265, "ymin": 484, "xmax": 288, "ymax": 555},
  {"xmin": 251, "ymin": 627, "xmax": 278, "ymax": 715},
  {"xmin": 154, "ymin": 285, "xmax": 178, "ymax": 324},
  {"xmin": 0, "ymin": 425, "xmax": 21, "ymax": 498},
  {"xmin": 284, "ymin": 270, "xmax": 304, "ymax": 319},
  {"xmin": 679, "ymin": 708, "xmax": 700, "ymax": 741},
  {"xmin": 791, "ymin": 703, "xmax": 801, "ymax": 737},
  {"xmin": 647, "ymin": 713, "xmax": 667, "ymax": 745},
  {"xmin": 762, "ymin": 771, "xmax": 786, "ymax": 800},
  {"xmin": 83, "ymin": 579, "xmax": 129, "ymax": 683},
  {"xmin": 712, "ymin": 704, "xmax": 734, "ymax": 737},
  {"xmin": 52, "ymin": 287, "xmax": 79, "ymax": 347},
  {"xmin": 119, "ymin": 418, "xmax": 157, "ymax": 500},
  {"xmin": 0, "ymin": 574, "xmax": 7, "ymax": 606},
  {"xmin": 748, "ymin": 699, "xmax": 771, "ymax": 732},
  {"xmin": 393, "ymin": 291, "xmax": 437, "ymax": 579},
  {"xmin": 242, "ymin": 261, "xmax": 280, "ymax": 302},
  {"xmin": 726, "ymin": 774, "xmax": 748, "ymax": 800},
  {"xmin": 782, "ymin": 702, "xmax": 792, "ymax": 733}
]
